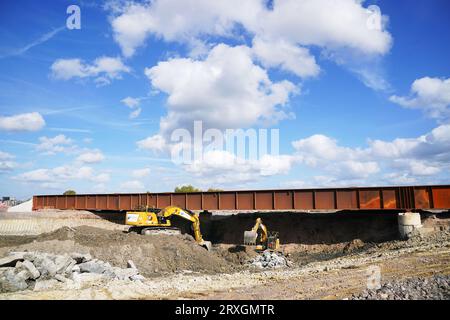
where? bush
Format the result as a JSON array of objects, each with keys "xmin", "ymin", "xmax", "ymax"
[
  {"xmin": 174, "ymin": 185, "xmax": 201, "ymax": 193},
  {"xmin": 63, "ymin": 190, "xmax": 76, "ymax": 195}
]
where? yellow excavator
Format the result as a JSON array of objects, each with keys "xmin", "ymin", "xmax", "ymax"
[
  {"xmin": 125, "ymin": 206, "xmax": 212, "ymax": 250},
  {"xmin": 244, "ymin": 217, "xmax": 280, "ymax": 251}
]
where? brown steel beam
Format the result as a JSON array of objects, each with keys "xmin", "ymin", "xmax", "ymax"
[{"xmin": 32, "ymin": 185, "xmax": 450, "ymax": 212}]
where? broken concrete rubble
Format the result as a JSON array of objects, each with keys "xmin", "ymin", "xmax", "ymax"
[
  {"xmin": 0, "ymin": 252, "xmax": 26, "ymax": 267},
  {"xmin": 19, "ymin": 260, "xmax": 40, "ymax": 279},
  {"xmin": 249, "ymin": 251, "xmax": 290, "ymax": 269},
  {"xmin": 0, "ymin": 252, "xmax": 145, "ymax": 293}
]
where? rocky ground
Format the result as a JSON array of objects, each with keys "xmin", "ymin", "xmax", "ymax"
[
  {"xmin": 352, "ymin": 275, "xmax": 450, "ymax": 300},
  {"xmin": 0, "ymin": 218, "xmax": 449, "ymax": 300},
  {"xmin": 0, "ymin": 251, "xmax": 144, "ymax": 293}
]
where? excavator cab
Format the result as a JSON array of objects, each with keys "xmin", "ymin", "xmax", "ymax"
[{"xmin": 244, "ymin": 218, "xmax": 280, "ymax": 251}]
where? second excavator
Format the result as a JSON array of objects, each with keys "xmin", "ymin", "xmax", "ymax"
[{"xmin": 244, "ymin": 217, "xmax": 280, "ymax": 251}]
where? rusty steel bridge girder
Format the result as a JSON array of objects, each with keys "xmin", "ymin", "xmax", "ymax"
[{"xmin": 32, "ymin": 185, "xmax": 450, "ymax": 212}]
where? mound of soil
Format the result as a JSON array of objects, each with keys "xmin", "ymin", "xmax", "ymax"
[{"xmin": 0, "ymin": 226, "xmax": 240, "ymax": 277}]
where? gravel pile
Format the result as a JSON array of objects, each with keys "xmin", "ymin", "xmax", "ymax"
[
  {"xmin": 250, "ymin": 251, "xmax": 290, "ymax": 269},
  {"xmin": 0, "ymin": 251, "xmax": 144, "ymax": 293},
  {"xmin": 352, "ymin": 275, "xmax": 450, "ymax": 300}
]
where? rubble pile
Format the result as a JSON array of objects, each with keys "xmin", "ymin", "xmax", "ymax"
[
  {"xmin": 352, "ymin": 275, "xmax": 450, "ymax": 300},
  {"xmin": 0, "ymin": 251, "xmax": 145, "ymax": 293},
  {"xmin": 249, "ymin": 251, "xmax": 290, "ymax": 269}
]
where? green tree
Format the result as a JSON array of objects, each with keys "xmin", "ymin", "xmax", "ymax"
[
  {"xmin": 63, "ymin": 190, "xmax": 76, "ymax": 195},
  {"xmin": 174, "ymin": 185, "xmax": 201, "ymax": 193},
  {"xmin": 207, "ymin": 188, "xmax": 224, "ymax": 192}
]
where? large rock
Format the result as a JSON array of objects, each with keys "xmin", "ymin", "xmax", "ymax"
[
  {"xmin": 64, "ymin": 260, "xmax": 77, "ymax": 274},
  {"xmin": 54, "ymin": 255, "xmax": 75, "ymax": 274},
  {"xmin": 33, "ymin": 256, "xmax": 58, "ymax": 278},
  {"xmin": 0, "ymin": 253, "xmax": 26, "ymax": 267},
  {"xmin": 19, "ymin": 260, "xmax": 40, "ymax": 279},
  {"xmin": 78, "ymin": 260, "xmax": 108, "ymax": 274},
  {"xmin": 0, "ymin": 269, "xmax": 29, "ymax": 293}
]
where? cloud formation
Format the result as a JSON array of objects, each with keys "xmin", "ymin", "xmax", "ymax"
[
  {"xmin": 121, "ymin": 96, "xmax": 142, "ymax": 119},
  {"xmin": 110, "ymin": 0, "xmax": 391, "ymax": 58},
  {"xmin": 145, "ymin": 44, "xmax": 296, "ymax": 133},
  {"xmin": 390, "ymin": 77, "xmax": 450, "ymax": 119},
  {"xmin": 51, "ymin": 56, "xmax": 130, "ymax": 85},
  {"xmin": 0, "ymin": 112, "xmax": 45, "ymax": 132}
]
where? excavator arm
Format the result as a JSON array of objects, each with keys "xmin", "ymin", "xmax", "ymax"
[
  {"xmin": 244, "ymin": 217, "xmax": 280, "ymax": 251},
  {"xmin": 244, "ymin": 217, "xmax": 268, "ymax": 246},
  {"xmin": 159, "ymin": 206, "xmax": 212, "ymax": 250}
]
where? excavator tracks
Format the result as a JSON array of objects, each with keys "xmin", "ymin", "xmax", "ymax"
[{"xmin": 129, "ymin": 226, "xmax": 182, "ymax": 236}]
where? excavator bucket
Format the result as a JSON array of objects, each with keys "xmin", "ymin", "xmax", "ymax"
[
  {"xmin": 200, "ymin": 240, "xmax": 212, "ymax": 251},
  {"xmin": 244, "ymin": 230, "xmax": 258, "ymax": 245}
]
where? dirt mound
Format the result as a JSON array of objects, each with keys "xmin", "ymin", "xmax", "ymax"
[
  {"xmin": 0, "ymin": 226, "xmax": 239, "ymax": 278},
  {"xmin": 343, "ymin": 239, "xmax": 365, "ymax": 253},
  {"xmin": 215, "ymin": 245, "xmax": 259, "ymax": 265}
]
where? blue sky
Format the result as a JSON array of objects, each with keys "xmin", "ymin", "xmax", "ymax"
[{"xmin": 1, "ymin": 0, "xmax": 449, "ymax": 200}]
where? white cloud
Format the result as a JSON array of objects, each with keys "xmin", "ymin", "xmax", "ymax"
[
  {"xmin": 15, "ymin": 165, "xmax": 109, "ymax": 184},
  {"xmin": 251, "ymin": 37, "xmax": 320, "ymax": 78},
  {"xmin": 0, "ymin": 161, "xmax": 16, "ymax": 172},
  {"xmin": 292, "ymin": 134, "xmax": 367, "ymax": 164},
  {"xmin": 369, "ymin": 124, "xmax": 450, "ymax": 161},
  {"xmin": 402, "ymin": 160, "xmax": 440, "ymax": 176},
  {"xmin": 110, "ymin": 0, "xmax": 252, "ymax": 57},
  {"xmin": 389, "ymin": 77, "xmax": 450, "ymax": 119},
  {"xmin": 91, "ymin": 173, "xmax": 110, "ymax": 183},
  {"xmin": 382, "ymin": 172, "xmax": 417, "ymax": 185},
  {"xmin": 110, "ymin": 0, "xmax": 391, "ymax": 58},
  {"xmin": 50, "ymin": 59, "xmax": 88, "ymax": 80},
  {"xmin": 131, "ymin": 168, "xmax": 151, "ymax": 178},
  {"xmin": 145, "ymin": 43, "xmax": 296, "ymax": 133},
  {"xmin": 120, "ymin": 180, "xmax": 145, "ymax": 192},
  {"xmin": 16, "ymin": 168, "xmax": 52, "ymax": 182},
  {"xmin": 253, "ymin": 0, "xmax": 391, "ymax": 55},
  {"xmin": 137, "ymin": 134, "xmax": 167, "ymax": 152},
  {"xmin": 0, "ymin": 151, "xmax": 14, "ymax": 160},
  {"xmin": 76, "ymin": 150, "xmax": 105, "ymax": 164},
  {"xmin": 0, "ymin": 151, "xmax": 16, "ymax": 172},
  {"xmin": 51, "ymin": 56, "xmax": 130, "ymax": 85},
  {"xmin": 185, "ymin": 150, "xmax": 294, "ymax": 184},
  {"xmin": 36, "ymin": 134, "xmax": 75, "ymax": 155},
  {"xmin": 291, "ymin": 124, "xmax": 450, "ymax": 184},
  {"xmin": 109, "ymin": 1, "xmax": 391, "ymax": 89},
  {"xmin": 121, "ymin": 96, "xmax": 142, "ymax": 119},
  {"xmin": 129, "ymin": 108, "xmax": 142, "ymax": 119},
  {"xmin": 0, "ymin": 112, "xmax": 45, "ymax": 132},
  {"xmin": 121, "ymin": 96, "xmax": 140, "ymax": 108},
  {"xmin": 292, "ymin": 134, "xmax": 379, "ymax": 179},
  {"xmin": 258, "ymin": 154, "xmax": 295, "ymax": 176}
]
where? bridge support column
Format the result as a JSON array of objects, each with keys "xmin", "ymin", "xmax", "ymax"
[{"xmin": 398, "ymin": 211, "xmax": 422, "ymax": 239}]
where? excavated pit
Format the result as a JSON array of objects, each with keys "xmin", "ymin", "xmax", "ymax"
[{"xmin": 200, "ymin": 211, "xmax": 401, "ymax": 244}]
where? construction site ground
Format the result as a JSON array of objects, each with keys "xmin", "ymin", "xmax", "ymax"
[{"xmin": 0, "ymin": 210, "xmax": 449, "ymax": 300}]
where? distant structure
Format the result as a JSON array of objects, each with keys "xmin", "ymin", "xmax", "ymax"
[{"xmin": 0, "ymin": 196, "xmax": 22, "ymax": 211}]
